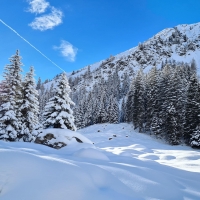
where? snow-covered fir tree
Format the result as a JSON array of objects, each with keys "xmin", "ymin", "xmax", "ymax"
[
  {"xmin": 145, "ymin": 66, "xmax": 159, "ymax": 132},
  {"xmin": 0, "ymin": 50, "xmax": 23, "ymax": 141},
  {"xmin": 74, "ymin": 105, "xmax": 83, "ymax": 129},
  {"xmin": 43, "ymin": 73, "xmax": 76, "ymax": 131},
  {"xmin": 161, "ymin": 66, "xmax": 181, "ymax": 144},
  {"xmin": 184, "ymin": 73, "xmax": 200, "ymax": 144},
  {"xmin": 132, "ymin": 69, "xmax": 145, "ymax": 132},
  {"xmin": 97, "ymin": 100, "xmax": 107, "ymax": 124},
  {"xmin": 20, "ymin": 66, "xmax": 40, "ymax": 142},
  {"xmin": 74, "ymin": 98, "xmax": 86, "ymax": 129},
  {"xmin": 108, "ymin": 95, "xmax": 119, "ymax": 124},
  {"xmin": 165, "ymin": 103, "xmax": 179, "ymax": 145}
]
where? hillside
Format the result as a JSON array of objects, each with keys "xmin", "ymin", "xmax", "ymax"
[
  {"xmin": 69, "ymin": 22, "xmax": 200, "ymax": 85},
  {"xmin": 0, "ymin": 123, "xmax": 200, "ymax": 200}
]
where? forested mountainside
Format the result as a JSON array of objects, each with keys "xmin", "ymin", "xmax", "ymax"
[{"xmin": 37, "ymin": 22, "xmax": 200, "ymax": 147}]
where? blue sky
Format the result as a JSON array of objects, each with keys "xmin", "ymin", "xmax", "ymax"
[{"xmin": 0, "ymin": 0, "xmax": 200, "ymax": 81}]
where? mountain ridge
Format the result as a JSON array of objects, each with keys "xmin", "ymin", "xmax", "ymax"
[{"xmin": 68, "ymin": 22, "xmax": 200, "ymax": 82}]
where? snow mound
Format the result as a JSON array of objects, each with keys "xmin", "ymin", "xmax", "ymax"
[
  {"xmin": 35, "ymin": 128, "xmax": 93, "ymax": 149},
  {"xmin": 74, "ymin": 148, "xmax": 109, "ymax": 161}
]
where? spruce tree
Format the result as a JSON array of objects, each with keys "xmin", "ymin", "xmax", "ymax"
[
  {"xmin": 43, "ymin": 73, "xmax": 76, "ymax": 131},
  {"xmin": 169, "ymin": 67, "xmax": 187, "ymax": 143},
  {"xmin": 97, "ymin": 99, "xmax": 107, "ymax": 123},
  {"xmin": 74, "ymin": 101, "xmax": 85, "ymax": 129},
  {"xmin": 165, "ymin": 103, "xmax": 179, "ymax": 145},
  {"xmin": 108, "ymin": 95, "xmax": 119, "ymax": 124},
  {"xmin": 132, "ymin": 69, "xmax": 145, "ymax": 132},
  {"xmin": 145, "ymin": 67, "xmax": 159, "ymax": 132},
  {"xmin": 184, "ymin": 73, "xmax": 200, "ymax": 144},
  {"xmin": 158, "ymin": 65, "xmax": 173, "ymax": 139},
  {"xmin": 163, "ymin": 69, "xmax": 180, "ymax": 144},
  {"xmin": 20, "ymin": 66, "xmax": 40, "ymax": 142},
  {"xmin": 0, "ymin": 50, "xmax": 23, "ymax": 141}
]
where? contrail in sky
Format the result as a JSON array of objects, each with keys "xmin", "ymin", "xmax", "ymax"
[{"xmin": 0, "ymin": 19, "xmax": 65, "ymax": 72}]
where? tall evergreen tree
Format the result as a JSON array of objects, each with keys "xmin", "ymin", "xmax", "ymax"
[
  {"xmin": 125, "ymin": 78, "xmax": 135, "ymax": 122},
  {"xmin": 158, "ymin": 65, "xmax": 173, "ymax": 139},
  {"xmin": 97, "ymin": 98, "xmax": 107, "ymax": 123},
  {"xmin": 74, "ymin": 100, "xmax": 86, "ymax": 129},
  {"xmin": 132, "ymin": 69, "xmax": 145, "ymax": 132},
  {"xmin": 20, "ymin": 66, "xmax": 40, "ymax": 142},
  {"xmin": 165, "ymin": 103, "xmax": 179, "ymax": 145},
  {"xmin": 169, "ymin": 67, "xmax": 187, "ymax": 142},
  {"xmin": 108, "ymin": 95, "xmax": 119, "ymax": 124},
  {"xmin": 161, "ymin": 67, "xmax": 180, "ymax": 144},
  {"xmin": 43, "ymin": 73, "xmax": 76, "ymax": 131},
  {"xmin": 0, "ymin": 50, "xmax": 23, "ymax": 141},
  {"xmin": 184, "ymin": 73, "xmax": 200, "ymax": 144},
  {"xmin": 145, "ymin": 67, "xmax": 159, "ymax": 132}
]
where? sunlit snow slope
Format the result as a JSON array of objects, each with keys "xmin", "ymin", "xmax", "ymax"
[
  {"xmin": 0, "ymin": 123, "xmax": 200, "ymax": 200},
  {"xmin": 68, "ymin": 22, "xmax": 200, "ymax": 93}
]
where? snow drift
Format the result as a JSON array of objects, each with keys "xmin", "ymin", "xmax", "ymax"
[{"xmin": 0, "ymin": 123, "xmax": 200, "ymax": 200}]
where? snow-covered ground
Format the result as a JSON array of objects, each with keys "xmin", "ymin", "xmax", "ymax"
[{"xmin": 0, "ymin": 123, "xmax": 200, "ymax": 200}]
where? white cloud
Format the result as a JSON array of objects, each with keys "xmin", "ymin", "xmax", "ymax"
[
  {"xmin": 27, "ymin": 0, "xmax": 50, "ymax": 14},
  {"xmin": 29, "ymin": 7, "xmax": 63, "ymax": 31},
  {"xmin": 54, "ymin": 40, "xmax": 78, "ymax": 62}
]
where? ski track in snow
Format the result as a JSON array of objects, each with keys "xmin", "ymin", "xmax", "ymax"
[{"xmin": 0, "ymin": 123, "xmax": 200, "ymax": 200}]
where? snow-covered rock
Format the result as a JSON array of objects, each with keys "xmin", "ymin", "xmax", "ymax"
[{"xmin": 35, "ymin": 128, "xmax": 93, "ymax": 149}]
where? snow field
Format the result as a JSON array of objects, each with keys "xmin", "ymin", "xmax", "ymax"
[{"xmin": 0, "ymin": 123, "xmax": 200, "ymax": 200}]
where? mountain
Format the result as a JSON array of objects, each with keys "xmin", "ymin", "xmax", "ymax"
[{"xmin": 68, "ymin": 22, "xmax": 200, "ymax": 90}]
